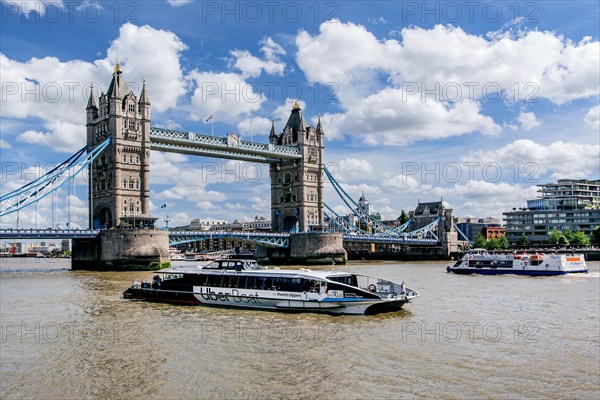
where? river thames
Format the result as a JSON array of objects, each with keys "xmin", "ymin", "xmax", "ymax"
[{"xmin": 1, "ymin": 257, "xmax": 598, "ymax": 399}]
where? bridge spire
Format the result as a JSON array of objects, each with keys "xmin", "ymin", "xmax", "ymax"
[
  {"xmin": 138, "ymin": 80, "xmax": 150, "ymax": 105},
  {"xmin": 107, "ymin": 59, "xmax": 126, "ymax": 100},
  {"xmin": 284, "ymin": 100, "xmax": 306, "ymax": 140},
  {"xmin": 316, "ymin": 113, "xmax": 324, "ymax": 136},
  {"xmin": 86, "ymin": 85, "xmax": 97, "ymax": 110},
  {"xmin": 269, "ymin": 118, "xmax": 277, "ymax": 143}
]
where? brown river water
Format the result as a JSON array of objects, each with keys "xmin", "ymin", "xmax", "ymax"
[{"xmin": 1, "ymin": 257, "xmax": 599, "ymax": 399}]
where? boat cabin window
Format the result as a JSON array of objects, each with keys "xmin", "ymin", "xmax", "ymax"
[
  {"xmin": 162, "ymin": 273, "xmax": 183, "ymax": 281},
  {"xmin": 223, "ymin": 261, "xmax": 243, "ymax": 271},
  {"xmin": 327, "ymin": 275, "xmax": 357, "ymax": 287},
  {"xmin": 243, "ymin": 261, "xmax": 260, "ymax": 270},
  {"xmin": 468, "ymin": 260, "xmax": 513, "ymax": 268},
  {"xmin": 303, "ymin": 279, "xmax": 326, "ymax": 292},
  {"xmin": 326, "ymin": 282, "xmax": 379, "ymax": 299},
  {"xmin": 203, "ymin": 261, "xmax": 221, "ymax": 269},
  {"xmin": 200, "ymin": 274, "xmax": 306, "ymax": 291},
  {"xmin": 202, "ymin": 260, "xmax": 261, "ymax": 271},
  {"xmin": 204, "ymin": 274, "xmax": 224, "ymax": 287}
]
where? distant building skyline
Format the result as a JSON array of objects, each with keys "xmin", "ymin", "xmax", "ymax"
[{"xmin": 504, "ymin": 179, "xmax": 600, "ymax": 244}]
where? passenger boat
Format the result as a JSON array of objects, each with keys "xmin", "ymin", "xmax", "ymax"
[
  {"xmin": 123, "ymin": 259, "xmax": 419, "ymax": 315},
  {"xmin": 169, "ymin": 247, "xmax": 185, "ymax": 261},
  {"xmin": 446, "ymin": 249, "xmax": 588, "ymax": 276},
  {"xmin": 184, "ymin": 252, "xmax": 210, "ymax": 261}
]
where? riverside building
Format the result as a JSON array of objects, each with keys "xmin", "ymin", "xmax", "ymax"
[{"xmin": 503, "ymin": 179, "xmax": 600, "ymax": 244}]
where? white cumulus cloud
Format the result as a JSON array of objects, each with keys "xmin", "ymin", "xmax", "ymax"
[
  {"xmin": 3, "ymin": 23, "xmax": 188, "ymax": 152},
  {"xmin": 187, "ymin": 71, "xmax": 264, "ymax": 121},
  {"xmin": 229, "ymin": 37, "xmax": 286, "ymax": 78},
  {"xmin": 294, "ymin": 21, "xmax": 599, "ymax": 145},
  {"xmin": 517, "ymin": 112, "xmax": 541, "ymax": 131},
  {"xmin": 584, "ymin": 105, "xmax": 600, "ymax": 128},
  {"xmin": 462, "ymin": 139, "xmax": 600, "ymax": 180}
]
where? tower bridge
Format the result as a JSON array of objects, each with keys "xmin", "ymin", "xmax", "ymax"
[{"xmin": 1, "ymin": 63, "xmax": 458, "ymax": 268}]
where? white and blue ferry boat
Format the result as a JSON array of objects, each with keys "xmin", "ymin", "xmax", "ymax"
[
  {"xmin": 446, "ymin": 249, "xmax": 588, "ymax": 276},
  {"xmin": 124, "ymin": 259, "xmax": 419, "ymax": 315}
]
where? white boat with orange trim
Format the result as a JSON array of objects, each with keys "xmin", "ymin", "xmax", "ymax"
[{"xmin": 447, "ymin": 249, "xmax": 588, "ymax": 276}]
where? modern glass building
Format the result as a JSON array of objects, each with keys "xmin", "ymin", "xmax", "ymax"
[{"xmin": 504, "ymin": 179, "xmax": 600, "ymax": 244}]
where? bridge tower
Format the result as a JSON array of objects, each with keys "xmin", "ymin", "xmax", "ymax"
[
  {"xmin": 269, "ymin": 102, "xmax": 324, "ymax": 232},
  {"xmin": 85, "ymin": 62, "xmax": 152, "ymax": 229}
]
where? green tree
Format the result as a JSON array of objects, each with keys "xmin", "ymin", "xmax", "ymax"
[
  {"xmin": 485, "ymin": 236, "xmax": 509, "ymax": 250},
  {"xmin": 474, "ymin": 233, "xmax": 487, "ymax": 249},
  {"xmin": 570, "ymin": 230, "xmax": 591, "ymax": 246},
  {"xmin": 547, "ymin": 229, "xmax": 562, "ymax": 245},
  {"xmin": 497, "ymin": 235, "xmax": 509, "ymax": 249},
  {"xmin": 486, "ymin": 237, "xmax": 499, "ymax": 250},
  {"xmin": 518, "ymin": 233, "xmax": 531, "ymax": 246},
  {"xmin": 399, "ymin": 210, "xmax": 409, "ymax": 225},
  {"xmin": 564, "ymin": 229, "xmax": 575, "ymax": 243}
]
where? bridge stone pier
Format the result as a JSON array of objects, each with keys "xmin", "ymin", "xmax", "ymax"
[{"xmin": 72, "ymin": 229, "xmax": 170, "ymax": 270}]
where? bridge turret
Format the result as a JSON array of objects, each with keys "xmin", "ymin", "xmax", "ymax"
[
  {"xmin": 269, "ymin": 119, "xmax": 277, "ymax": 145},
  {"xmin": 86, "ymin": 85, "xmax": 98, "ymax": 147},
  {"xmin": 270, "ymin": 102, "xmax": 325, "ymax": 232},
  {"xmin": 87, "ymin": 63, "xmax": 153, "ymax": 229},
  {"xmin": 86, "ymin": 85, "xmax": 98, "ymax": 115},
  {"xmin": 316, "ymin": 114, "xmax": 324, "ymax": 137},
  {"xmin": 138, "ymin": 80, "xmax": 150, "ymax": 120},
  {"xmin": 107, "ymin": 61, "xmax": 124, "ymax": 98}
]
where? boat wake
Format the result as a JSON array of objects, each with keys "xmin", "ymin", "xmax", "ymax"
[{"xmin": 578, "ymin": 271, "xmax": 600, "ymax": 279}]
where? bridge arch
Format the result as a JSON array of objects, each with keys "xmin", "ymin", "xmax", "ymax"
[
  {"xmin": 95, "ymin": 205, "xmax": 113, "ymax": 229},
  {"xmin": 283, "ymin": 215, "xmax": 298, "ymax": 232}
]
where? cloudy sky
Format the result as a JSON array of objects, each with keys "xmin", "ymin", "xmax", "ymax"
[{"xmin": 1, "ymin": 0, "xmax": 599, "ymax": 229}]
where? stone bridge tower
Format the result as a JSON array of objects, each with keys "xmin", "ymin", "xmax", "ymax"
[
  {"xmin": 269, "ymin": 102, "xmax": 325, "ymax": 232},
  {"xmin": 85, "ymin": 62, "xmax": 152, "ymax": 229}
]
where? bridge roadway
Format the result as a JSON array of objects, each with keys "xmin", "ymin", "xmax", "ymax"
[
  {"xmin": 0, "ymin": 228, "xmax": 101, "ymax": 240},
  {"xmin": 0, "ymin": 229, "xmax": 440, "ymax": 247},
  {"xmin": 149, "ymin": 127, "xmax": 302, "ymax": 163}
]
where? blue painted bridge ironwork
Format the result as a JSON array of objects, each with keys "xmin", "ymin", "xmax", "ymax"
[
  {"xmin": 0, "ymin": 229, "xmax": 440, "ymax": 247},
  {"xmin": 168, "ymin": 230, "xmax": 290, "ymax": 248}
]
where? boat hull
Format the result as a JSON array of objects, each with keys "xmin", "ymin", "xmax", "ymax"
[
  {"xmin": 123, "ymin": 287, "xmax": 408, "ymax": 315},
  {"xmin": 446, "ymin": 267, "xmax": 588, "ymax": 276},
  {"xmin": 124, "ymin": 287, "xmax": 201, "ymax": 304}
]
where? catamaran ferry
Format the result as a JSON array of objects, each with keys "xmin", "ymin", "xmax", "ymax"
[
  {"xmin": 123, "ymin": 259, "xmax": 419, "ymax": 315},
  {"xmin": 446, "ymin": 249, "xmax": 588, "ymax": 276}
]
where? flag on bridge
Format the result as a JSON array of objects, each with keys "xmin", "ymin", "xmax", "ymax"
[{"xmin": 205, "ymin": 114, "xmax": 213, "ymax": 122}]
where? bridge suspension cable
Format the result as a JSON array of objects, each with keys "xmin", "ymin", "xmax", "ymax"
[
  {"xmin": 405, "ymin": 217, "xmax": 441, "ymax": 240},
  {"xmin": 323, "ymin": 203, "xmax": 370, "ymax": 235},
  {"xmin": 323, "ymin": 166, "xmax": 399, "ymax": 236},
  {"xmin": 0, "ymin": 137, "xmax": 111, "ymax": 218},
  {"xmin": 390, "ymin": 219, "xmax": 412, "ymax": 233}
]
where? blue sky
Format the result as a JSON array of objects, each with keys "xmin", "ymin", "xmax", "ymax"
[{"xmin": 1, "ymin": 0, "xmax": 599, "ymax": 229}]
